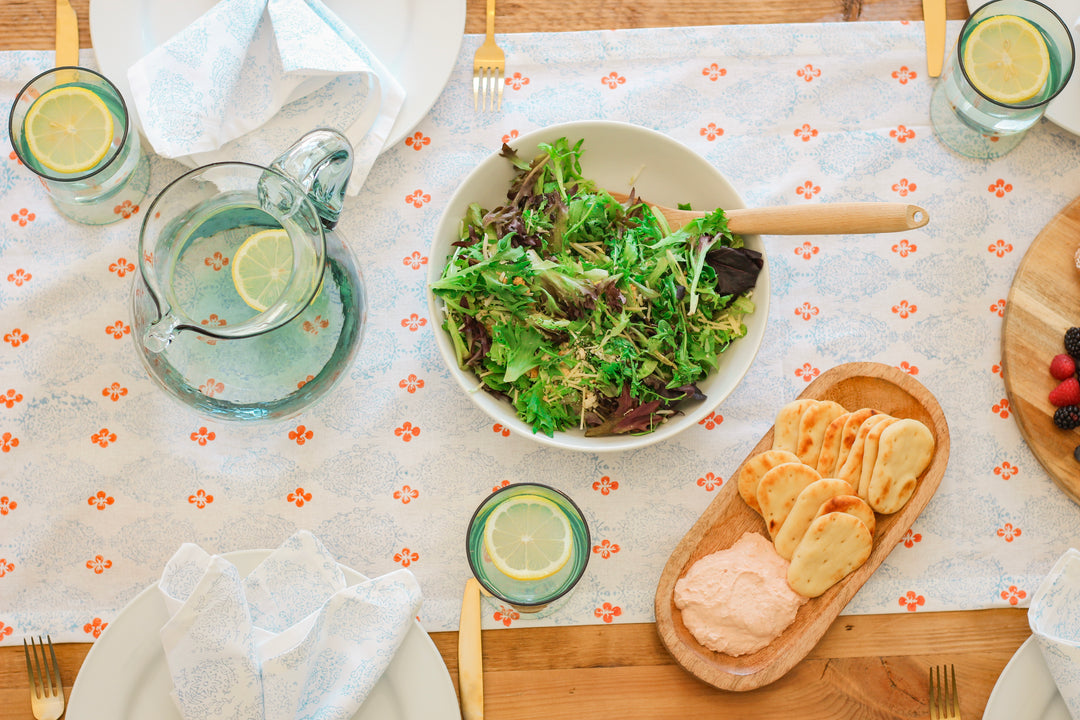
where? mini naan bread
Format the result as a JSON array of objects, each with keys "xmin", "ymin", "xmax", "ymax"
[
  {"xmin": 857, "ymin": 417, "xmax": 900, "ymax": 500},
  {"xmin": 737, "ymin": 449, "xmax": 801, "ymax": 515},
  {"xmin": 836, "ymin": 414, "xmax": 893, "ymax": 487},
  {"xmin": 815, "ymin": 412, "xmax": 852, "ymax": 477},
  {"xmin": 787, "ymin": 512, "xmax": 873, "ymax": 598},
  {"xmin": 831, "ymin": 408, "xmax": 878, "ymax": 475},
  {"xmin": 795, "ymin": 400, "xmax": 847, "ymax": 468},
  {"xmin": 815, "ymin": 494, "xmax": 876, "ymax": 538},
  {"xmin": 757, "ymin": 463, "xmax": 822, "ymax": 538},
  {"xmin": 866, "ymin": 418, "xmax": 935, "ymax": 514},
  {"xmin": 772, "ymin": 399, "xmax": 817, "ymax": 454},
  {"xmin": 773, "ymin": 478, "xmax": 855, "ymax": 560}
]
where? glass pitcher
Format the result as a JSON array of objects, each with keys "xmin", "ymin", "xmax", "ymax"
[{"xmin": 131, "ymin": 129, "xmax": 366, "ymax": 422}]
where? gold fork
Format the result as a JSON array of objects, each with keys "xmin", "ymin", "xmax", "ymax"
[
  {"xmin": 929, "ymin": 664, "xmax": 962, "ymax": 720},
  {"xmin": 24, "ymin": 636, "xmax": 65, "ymax": 720},
  {"xmin": 472, "ymin": 0, "xmax": 505, "ymax": 111}
]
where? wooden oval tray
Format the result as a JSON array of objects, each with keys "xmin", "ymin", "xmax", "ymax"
[
  {"xmin": 653, "ymin": 362, "xmax": 950, "ymax": 691},
  {"xmin": 1001, "ymin": 196, "xmax": 1080, "ymax": 504}
]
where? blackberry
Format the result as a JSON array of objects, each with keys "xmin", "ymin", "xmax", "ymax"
[
  {"xmin": 1054, "ymin": 405, "xmax": 1080, "ymax": 430},
  {"xmin": 1075, "ymin": 445, "xmax": 1080, "ymax": 463},
  {"xmin": 1066, "ymin": 327, "xmax": 1080, "ymax": 359}
]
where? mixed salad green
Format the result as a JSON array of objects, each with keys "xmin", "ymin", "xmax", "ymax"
[{"xmin": 431, "ymin": 137, "xmax": 764, "ymax": 437}]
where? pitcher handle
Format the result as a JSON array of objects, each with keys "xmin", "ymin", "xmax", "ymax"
[{"xmin": 270, "ymin": 129, "xmax": 354, "ymax": 228}]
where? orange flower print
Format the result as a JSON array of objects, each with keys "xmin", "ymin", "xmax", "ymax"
[
  {"xmin": 188, "ymin": 489, "xmax": 213, "ymax": 508},
  {"xmin": 494, "ymin": 605, "xmax": 519, "ymax": 626},
  {"xmin": 394, "ymin": 485, "xmax": 419, "ymax": 504},
  {"xmin": 87, "ymin": 491, "xmax": 114, "ymax": 510},
  {"xmin": 997, "ymin": 523, "xmax": 1021, "ymax": 542},
  {"xmin": 200, "ymin": 378, "xmax": 224, "ymax": 397},
  {"xmin": 199, "ymin": 314, "xmax": 227, "ymax": 344},
  {"xmin": 10, "ymin": 208, "xmax": 35, "ymax": 226},
  {"xmin": 898, "ymin": 361, "xmax": 919, "ymax": 375},
  {"xmin": 287, "ymin": 487, "xmax": 312, "ymax": 507},
  {"xmin": 1001, "ymin": 586, "xmax": 1026, "ymax": 605},
  {"xmin": 594, "ymin": 539, "xmax": 621, "ymax": 558},
  {"xmin": 593, "ymin": 476, "xmax": 619, "ymax": 495},
  {"xmin": 405, "ymin": 190, "xmax": 431, "ymax": 208},
  {"xmin": 702, "ymin": 63, "xmax": 727, "ymax": 80},
  {"xmin": 794, "ymin": 241, "xmax": 819, "ymax": 260},
  {"xmin": 795, "ymin": 302, "xmax": 819, "ymax": 320},
  {"xmin": 405, "ymin": 131, "xmax": 431, "ymax": 151},
  {"xmin": 1, "ymin": 432, "xmax": 18, "ymax": 453},
  {"xmin": 204, "ymin": 251, "xmax": 229, "ymax": 271},
  {"xmin": 4, "ymin": 328, "xmax": 28, "ymax": 347},
  {"xmin": 0, "ymin": 623, "xmax": 11, "ymax": 640},
  {"xmin": 797, "ymin": 64, "xmax": 821, "ymax": 81},
  {"xmin": 401, "ymin": 313, "xmax": 427, "ymax": 331},
  {"xmin": 289, "ymin": 425, "xmax": 314, "ymax": 445},
  {"xmin": 2, "ymin": 388, "xmax": 23, "ymax": 408},
  {"xmin": 992, "ymin": 398, "xmax": 1010, "ymax": 418},
  {"xmin": 86, "ymin": 555, "xmax": 112, "ymax": 574},
  {"xmin": 91, "ymin": 428, "xmax": 117, "ymax": 448},
  {"xmin": 796, "ymin": 180, "xmax": 820, "ymax": 200},
  {"xmin": 900, "ymin": 529, "xmax": 922, "ymax": 548},
  {"xmin": 297, "ymin": 374, "xmax": 315, "ymax": 389},
  {"xmin": 399, "ymin": 374, "xmax": 425, "ymax": 393},
  {"xmin": 595, "ymin": 602, "xmax": 622, "ymax": 623},
  {"xmin": 892, "ymin": 65, "xmax": 917, "ymax": 84},
  {"xmin": 892, "ymin": 300, "xmax": 917, "ymax": 319},
  {"xmin": 492, "ymin": 423, "xmax": 511, "ymax": 437},
  {"xmin": 113, "ymin": 200, "xmax": 139, "ymax": 218},
  {"xmin": 892, "ymin": 179, "xmax": 916, "ymax": 196},
  {"xmin": 7, "ymin": 268, "xmax": 31, "ymax": 286},
  {"xmin": 697, "ymin": 472, "xmax": 723, "ymax": 491},
  {"xmin": 989, "ymin": 299, "xmax": 1007, "ymax": 317},
  {"xmin": 898, "ymin": 591, "xmax": 925, "ymax": 611},
  {"xmin": 105, "ymin": 320, "xmax": 130, "ymax": 339},
  {"xmin": 992, "ymin": 362, "xmax": 1003, "ymax": 377},
  {"xmin": 302, "ymin": 315, "xmax": 330, "ymax": 335},
  {"xmin": 889, "ymin": 125, "xmax": 915, "ymax": 143},
  {"xmin": 994, "ymin": 461, "xmax": 1018, "ymax": 480},
  {"xmin": 988, "ymin": 179, "xmax": 1013, "ymax": 197},
  {"xmin": 892, "ymin": 238, "xmax": 917, "ymax": 257},
  {"xmin": 601, "ymin": 71, "xmax": 626, "ymax": 89},
  {"xmin": 0, "ymin": 496, "xmax": 16, "ymax": 515},
  {"xmin": 190, "ymin": 427, "xmax": 216, "ymax": 446},
  {"xmin": 795, "ymin": 363, "xmax": 820, "ymax": 382},
  {"xmin": 699, "ymin": 411, "xmax": 722, "ymax": 429},
  {"xmin": 395, "ymin": 422, "xmax": 421, "ymax": 442},
  {"xmin": 0, "ymin": 558, "xmax": 12, "ymax": 576},
  {"xmin": 83, "ymin": 618, "xmax": 108, "ymax": 638},
  {"xmin": 700, "ymin": 123, "xmax": 723, "ymax": 141},
  {"xmin": 403, "ymin": 251, "xmax": 428, "ymax": 270},
  {"xmin": 794, "ymin": 123, "xmax": 818, "ymax": 142},
  {"xmin": 506, "ymin": 71, "xmax": 530, "ymax": 90},
  {"xmin": 109, "ymin": 257, "xmax": 135, "ymax": 277},
  {"xmin": 394, "ymin": 548, "xmax": 419, "ymax": 567},
  {"xmin": 501, "ymin": 129, "xmax": 519, "ymax": 144},
  {"xmin": 9, "ymin": 149, "xmax": 22, "ymax": 164},
  {"xmin": 492, "ymin": 479, "xmax": 511, "ymax": 493},
  {"xmin": 988, "ymin": 239, "xmax": 1013, "ymax": 257},
  {"xmin": 102, "ymin": 382, "xmax": 127, "ymax": 402}
]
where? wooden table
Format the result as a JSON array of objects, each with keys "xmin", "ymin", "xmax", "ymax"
[{"xmin": 1, "ymin": 1, "xmax": 1028, "ymax": 719}]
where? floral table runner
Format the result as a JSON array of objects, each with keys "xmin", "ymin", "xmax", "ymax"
[{"xmin": 3, "ymin": 20, "xmax": 1080, "ymax": 643}]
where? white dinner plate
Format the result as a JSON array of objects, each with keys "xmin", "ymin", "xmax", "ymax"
[
  {"xmin": 67, "ymin": 550, "xmax": 461, "ymax": 720},
  {"xmin": 963, "ymin": 0, "xmax": 1080, "ymax": 135},
  {"xmin": 88, "ymin": 0, "xmax": 466, "ymax": 153},
  {"xmin": 983, "ymin": 636, "xmax": 1071, "ymax": 720}
]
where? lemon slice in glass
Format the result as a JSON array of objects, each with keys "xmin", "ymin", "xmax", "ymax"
[
  {"xmin": 24, "ymin": 86, "xmax": 114, "ymax": 174},
  {"xmin": 231, "ymin": 229, "xmax": 294, "ymax": 312},
  {"xmin": 963, "ymin": 14, "xmax": 1051, "ymax": 104},
  {"xmin": 483, "ymin": 494, "xmax": 573, "ymax": 581}
]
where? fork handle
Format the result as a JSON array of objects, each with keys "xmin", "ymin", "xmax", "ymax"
[{"xmin": 486, "ymin": 0, "xmax": 496, "ymax": 38}]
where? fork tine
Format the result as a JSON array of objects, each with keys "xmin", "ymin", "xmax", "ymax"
[
  {"xmin": 23, "ymin": 639, "xmax": 38, "ymax": 698},
  {"xmin": 47, "ymin": 636, "xmax": 63, "ymax": 697},
  {"xmin": 36, "ymin": 636, "xmax": 54, "ymax": 696},
  {"xmin": 929, "ymin": 665, "xmax": 937, "ymax": 720},
  {"xmin": 948, "ymin": 664, "xmax": 959, "ymax": 717},
  {"xmin": 472, "ymin": 72, "xmax": 479, "ymax": 111},
  {"xmin": 496, "ymin": 67, "xmax": 504, "ymax": 111}
]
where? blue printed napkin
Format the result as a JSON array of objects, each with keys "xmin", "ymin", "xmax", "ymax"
[
  {"xmin": 157, "ymin": 531, "xmax": 422, "ymax": 720},
  {"xmin": 1029, "ymin": 548, "xmax": 1080, "ymax": 719},
  {"xmin": 127, "ymin": 0, "xmax": 405, "ymax": 193}
]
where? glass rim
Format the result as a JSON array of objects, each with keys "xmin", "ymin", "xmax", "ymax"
[
  {"xmin": 8, "ymin": 65, "xmax": 133, "ymax": 183},
  {"xmin": 465, "ymin": 482, "xmax": 591, "ymax": 609},
  {"xmin": 957, "ymin": 0, "xmax": 1077, "ymax": 110}
]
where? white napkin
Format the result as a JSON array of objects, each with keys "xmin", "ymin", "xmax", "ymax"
[
  {"xmin": 127, "ymin": 0, "xmax": 405, "ymax": 194},
  {"xmin": 1029, "ymin": 548, "xmax": 1080, "ymax": 720},
  {"xmin": 158, "ymin": 531, "xmax": 422, "ymax": 720}
]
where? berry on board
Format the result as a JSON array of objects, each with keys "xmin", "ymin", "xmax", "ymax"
[
  {"xmin": 1049, "ymin": 377, "xmax": 1080, "ymax": 407},
  {"xmin": 1054, "ymin": 405, "xmax": 1080, "ymax": 430},
  {"xmin": 1051, "ymin": 354, "xmax": 1078, "ymax": 380},
  {"xmin": 1066, "ymin": 327, "xmax": 1080, "ymax": 359}
]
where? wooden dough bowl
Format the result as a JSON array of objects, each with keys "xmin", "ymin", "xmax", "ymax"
[{"xmin": 654, "ymin": 362, "xmax": 950, "ymax": 691}]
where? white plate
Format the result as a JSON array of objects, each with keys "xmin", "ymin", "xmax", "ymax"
[
  {"xmin": 88, "ymin": 0, "xmax": 465, "ymax": 152},
  {"xmin": 983, "ymin": 636, "xmax": 1071, "ymax": 720},
  {"xmin": 67, "ymin": 550, "xmax": 461, "ymax": 720},
  {"xmin": 964, "ymin": 0, "xmax": 1080, "ymax": 135}
]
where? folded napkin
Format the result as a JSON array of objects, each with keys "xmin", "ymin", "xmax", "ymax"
[
  {"xmin": 1029, "ymin": 548, "xmax": 1080, "ymax": 719},
  {"xmin": 128, "ymin": 0, "xmax": 405, "ymax": 194},
  {"xmin": 158, "ymin": 531, "xmax": 422, "ymax": 720}
]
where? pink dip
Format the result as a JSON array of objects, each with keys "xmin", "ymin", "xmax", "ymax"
[{"xmin": 673, "ymin": 531, "xmax": 807, "ymax": 656}]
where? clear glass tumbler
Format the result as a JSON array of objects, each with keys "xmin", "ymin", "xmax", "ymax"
[
  {"xmin": 930, "ymin": 0, "xmax": 1075, "ymax": 158},
  {"xmin": 8, "ymin": 66, "xmax": 150, "ymax": 225}
]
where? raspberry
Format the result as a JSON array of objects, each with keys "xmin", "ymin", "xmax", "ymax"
[
  {"xmin": 1050, "ymin": 377, "xmax": 1080, "ymax": 407},
  {"xmin": 1054, "ymin": 405, "xmax": 1080, "ymax": 430},
  {"xmin": 1051, "ymin": 354, "xmax": 1078, "ymax": 380},
  {"xmin": 1066, "ymin": 327, "xmax": 1080, "ymax": 359}
]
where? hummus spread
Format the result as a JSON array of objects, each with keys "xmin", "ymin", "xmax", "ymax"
[{"xmin": 674, "ymin": 531, "xmax": 807, "ymax": 656}]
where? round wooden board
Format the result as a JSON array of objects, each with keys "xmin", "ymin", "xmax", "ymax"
[
  {"xmin": 653, "ymin": 362, "xmax": 950, "ymax": 692},
  {"xmin": 1002, "ymin": 197, "xmax": 1080, "ymax": 504}
]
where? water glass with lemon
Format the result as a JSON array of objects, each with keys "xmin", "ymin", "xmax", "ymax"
[
  {"xmin": 930, "ymin": 0, "xmax": 1075, "ymax": 158},
  {"xmin": 466, "ymin": 483, "xmax": 591, "ymax": 613},
  {"xmin": 8, "ymin": 66, "xmax": 150, "ymax": 225}
]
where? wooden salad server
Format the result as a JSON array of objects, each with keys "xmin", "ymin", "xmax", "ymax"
[
  {"xmin": 458, "ymin": 578, "xmax": 484, "ymax": 720},
  {"xmin": 608, "ymin": 191, "xmax": 928, "ymax": 236}
]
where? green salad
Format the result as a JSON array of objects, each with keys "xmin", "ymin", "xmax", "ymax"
[{"xmin": 431, "ymin": 137, "xmax": 764, "ymax": 437}]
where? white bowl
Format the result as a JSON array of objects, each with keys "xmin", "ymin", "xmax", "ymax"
[{"xmin": 426, "ymin": 120, "xmax": 770, "ymax": 452}]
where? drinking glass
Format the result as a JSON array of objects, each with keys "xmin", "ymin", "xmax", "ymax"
[
  {"xmin": 8, "ymin": 66, "xmax": 150, "ymax": 225},
  {"xmin": 465, "ymin": 483, "xmax": 590, "ymax": 614}
]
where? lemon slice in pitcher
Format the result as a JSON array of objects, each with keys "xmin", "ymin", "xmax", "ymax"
[
  {"xmin": 231, "ymin": 229, "xmax": 294, "ymax": 311},
  {"xmin": 963, "ymin": 14, "xmax": 1051, "ymax": 104},
  {"xmin": 24, "ymin": 86, "xmax": 114, "ymax": 174},
  {"xmin": 483, "ymin": 494, "xmax": 573, "ymax": 581}
]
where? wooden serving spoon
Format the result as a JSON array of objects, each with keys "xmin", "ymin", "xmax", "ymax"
[{"xmin": 608, "ymin": 191, "xmax": 928, "ymax": 235}]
